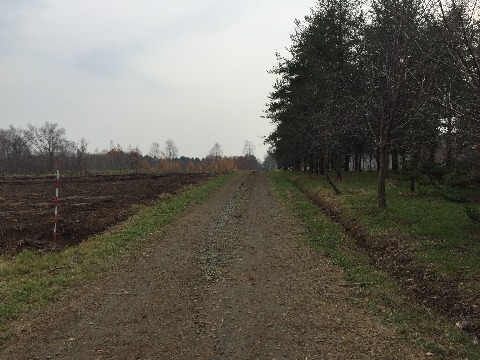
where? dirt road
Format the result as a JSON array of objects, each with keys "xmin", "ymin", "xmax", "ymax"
[{"xmin": 3, "ymin": 171, "xmax": 425, "ymax": 359}]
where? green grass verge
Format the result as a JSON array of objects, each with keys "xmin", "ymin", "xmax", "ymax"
[
  {"xmin": 269, "ymin": 171, "xmax": 480, "ymax": 359},
  {"xmin": 0, "ymin": 173, "xmax": 235, "ymax": 341},
  {"xmin": 284, "ymin": 172, "xmax": 480, "ymax": 276}
]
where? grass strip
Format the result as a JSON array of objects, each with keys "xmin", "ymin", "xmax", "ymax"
[
  {"xmin": 284, "ymin": 171, "xmax": 480, "ymax": 276},
  {"xmin": 269, "ymin": 171, "xmax": 480, "ymax": 359},
  {"xmin": 0, "ymin": 173, "xmax": 235, "ymax": 341}
]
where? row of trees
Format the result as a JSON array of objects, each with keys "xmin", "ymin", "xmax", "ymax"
[
  {"xmin": 265, "ymin": 0, "xmax": 480, "ymax": 207},
  {"xmin": 143, "ymin": 139, "xmax": 260, "ymax": 172},
  {"xmin": 0, "ymin": 123, "xmax": 88, "ymax": 174},
  {"xmin": 0, "ymin": 122, "xmax": 261, "ymax": 174}
]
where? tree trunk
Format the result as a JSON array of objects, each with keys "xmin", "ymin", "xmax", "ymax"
[
  {"xmin": 326, "ymin": 173, "xmax": 341, "ymax": 195},
  {"xmin": 319, "ymin": 153, "xmax": 325, "ymax": 175},
  {"xmin": 294, "ymin": 158, "xmax": 301, "ymax": 171},
  {"xmin": 375, "ymin": 146, "xmax": 381, "ymax": 172},
  {"xmin": 377, "ymin": 144, "xmax": 389, "ymax": 208},
  {"xmin": 445, "ymin": 117, "xmax": 453, "ymax": 170},
  {"xmin": 356, "ymin": 144, "xmax": 363, "ymax": 172},
  {"xmin": 429, "ymin": 143, "xmax": 437, "ymax": 163},
  {"xmin": 335, "ymin": 152, "xmax": 343, "ymax": 180},
  {"xmin": 391, "ymin": 149, "xmax": 399, "ymax": 172},
  {"xmin": 344, "ymin": 155, "xmax": 350, "ymax": 172},
  {"xmin": 336, "ymin": 168, "xmax": 342, "ymax": 181},
  {"xmin": 48, "ymin": 152, "xmax": 55, "ymax": 172}
]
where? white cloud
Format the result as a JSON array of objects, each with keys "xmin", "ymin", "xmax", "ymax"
[{"xmin": 0, "ymin": 0, "xmax": 314, "ymax": 158}]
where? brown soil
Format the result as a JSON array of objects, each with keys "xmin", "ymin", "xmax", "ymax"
[
  {"xmin": 0, "ymin": 173, "xmax": 213, "ymax": 254},
  {"xmin": 1, "ymin": 171, "xmax": 427, "ymax": 359}
]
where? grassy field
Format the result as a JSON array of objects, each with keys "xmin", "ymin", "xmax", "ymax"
[
  {"xmin": 0, "ymin": 173, "xmax": 235, "ymax": 343},
  {"xmin": 269, "ymin": 171, "xmax": 480, "ymax": 358}
]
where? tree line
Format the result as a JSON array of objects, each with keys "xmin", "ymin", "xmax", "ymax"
[
  {"xmin": 265, "ymin": 0, "xmax": 480, "ymax": 207},
  {"xmin": 0, "ymin": 122, "xmax": 261, "ymax": 174}
]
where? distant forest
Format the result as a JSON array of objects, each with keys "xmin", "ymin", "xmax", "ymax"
[
  {"xmin": 265, "ymin": 0, "xmax": 480, "ymax": 207},
  {"xmin": 0, "ymin": 122, "xmax": 266, "ymax": 174}
]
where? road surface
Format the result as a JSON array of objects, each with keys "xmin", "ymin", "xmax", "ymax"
[{"xmin": 3, "ymin": 171, "xmax": 424, "ymax": 359}]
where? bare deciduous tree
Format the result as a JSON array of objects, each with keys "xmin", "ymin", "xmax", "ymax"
[
  {"xmin": 28, "ymin": 122, "xmax": 68, "ymax": 171},
  {"xmin": 208, "ymin": 142, "xmax": 223, "ymax": 172},
  {"xmin": 149, "ymin": 142, "xmax": 163, "ymax": 159},
  {"xmin": 76, "ymin": 137, "xmax": 88, "ymax": 171},
  {"xmin": 0, "ymin": 125, "xmax": 32, "ymax": 173},
  {"xmin": 164, "ymin": 139, "xmax": 178, "ymax": 169},
  {"xmin": 243, "ymin": 140, "xmax": 255, "ymax": 156}
]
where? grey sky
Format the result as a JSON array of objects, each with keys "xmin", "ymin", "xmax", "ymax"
[{"xmin": 0, "ymin": 0, "xmax": 314, "ymax": 158}]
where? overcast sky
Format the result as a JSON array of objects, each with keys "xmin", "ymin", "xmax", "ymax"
[{"xmin": 0, "ymin": 0, "xmax": 314, "ymax": 159}]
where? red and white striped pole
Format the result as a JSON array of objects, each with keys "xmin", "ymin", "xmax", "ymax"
[{"xmin": 53, "ymin": 160, "xmax": 60, "ymax": 242}]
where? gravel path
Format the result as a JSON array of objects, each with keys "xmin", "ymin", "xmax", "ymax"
[{"xmin": 3, "ymin": 171, "xmax": 425, "ymax": 359}]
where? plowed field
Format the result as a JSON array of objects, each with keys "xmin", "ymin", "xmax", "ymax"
[{"xmin": 0, "ymin": 173, "xmax": 213, "ymax": 254}]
